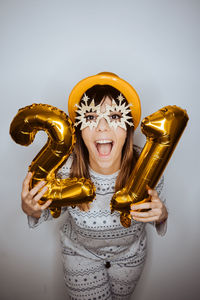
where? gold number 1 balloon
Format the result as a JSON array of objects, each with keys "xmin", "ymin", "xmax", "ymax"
[
  {"xmin": 10, "ymin": 103, "xmax": 96, "ymax": 218},
  {"xmin": 110, "ymin": 105, "xmax": 189, "ymax": 227}
]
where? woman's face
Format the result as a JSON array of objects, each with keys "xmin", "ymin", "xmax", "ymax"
[{"xmin": 81, "ymin": 97, "xmax": 127, "ymax": 175}]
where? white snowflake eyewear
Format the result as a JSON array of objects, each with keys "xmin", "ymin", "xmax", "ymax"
[{"xmin": 74, "ymin": 93, "xmax": 134, "ymax": 130}]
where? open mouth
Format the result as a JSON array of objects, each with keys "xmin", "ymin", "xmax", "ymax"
[{"xmin": 95, "ymin": 139, "xmax": 114, "ymax": 156}]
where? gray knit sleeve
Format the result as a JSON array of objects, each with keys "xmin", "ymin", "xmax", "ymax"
[
  {"xmin": 27, "ymin": 156, "xmax": 73, "ymax": 228},
  {"xmin": 154, "ymin": 177, "xmax": 168, "ymax": 236}
]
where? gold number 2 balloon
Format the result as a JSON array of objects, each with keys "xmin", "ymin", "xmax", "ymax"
[
  {"xmin": 10, "ymin": 103, "xmax": 96, "ymax": 218},
  {"xmin": 110, "ymin": 105, "xmax": 189, "ymax": 227}
]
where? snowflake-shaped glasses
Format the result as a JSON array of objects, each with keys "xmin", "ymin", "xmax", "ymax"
[{"xmin": 74, "ymin": 93, "xmax": 134, "ymax": 130}]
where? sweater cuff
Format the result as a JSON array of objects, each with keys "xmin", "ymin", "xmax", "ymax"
[
  {"xmin": 27, "ymin": 209, "xmax": 50, "ymax": 229},
  {"xmin": 155, "ymin": 218, "xmax": 168, "ymax": 236}
]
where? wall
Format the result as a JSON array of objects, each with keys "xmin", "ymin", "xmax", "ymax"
[{"xmin": 1, "ymin": 0, "xmax": 199, "ymax": 299}]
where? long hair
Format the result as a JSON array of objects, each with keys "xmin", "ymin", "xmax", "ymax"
[{"xmin": 69, "ymin": 85, "xmax": 138, "ymax": 211}]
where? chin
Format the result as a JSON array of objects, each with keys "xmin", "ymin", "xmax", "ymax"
[{"xmin": 91, "ymin": 155, "xmax": 121, "ymax": 174}]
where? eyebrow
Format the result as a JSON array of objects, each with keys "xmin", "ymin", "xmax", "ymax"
[{"xmin": 85, "ymin": 111, "xmax": 98, "ymax": 115}]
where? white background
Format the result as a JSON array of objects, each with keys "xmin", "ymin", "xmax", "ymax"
[{"xmin": 1, "ymin": 0, "xmax": 199, "ymax": 299}]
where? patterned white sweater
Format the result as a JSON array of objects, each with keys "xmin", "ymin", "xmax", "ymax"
[{"xmin": 28, "ymin": 154, "xmax": 167, "ymax": 263}]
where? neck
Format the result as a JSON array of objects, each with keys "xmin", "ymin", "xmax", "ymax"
[{"xmin": 89, "ymin": 158, "xmax": 121, "ymax": 175}]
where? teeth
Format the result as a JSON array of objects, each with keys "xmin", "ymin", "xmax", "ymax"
[{"xmin": 96, "ymin": 140, "xmax": 112, "ymax": 144}]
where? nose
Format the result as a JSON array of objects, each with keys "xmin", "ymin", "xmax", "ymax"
[{"xmin": 96, "ymin": 117, "xmax": 110, "ymax": 131}]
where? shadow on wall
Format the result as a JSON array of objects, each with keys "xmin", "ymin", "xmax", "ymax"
[{"xmin": 133, "ymin": 227, "xmax": 199, "ymax": 300}]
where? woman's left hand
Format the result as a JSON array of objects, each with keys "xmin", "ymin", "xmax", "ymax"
[{"xmin": 130, "ymin": 189, "xmax": 168, "ymax": 224}]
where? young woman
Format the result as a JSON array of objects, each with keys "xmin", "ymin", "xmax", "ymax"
[{"xmin": 21, "ymin": 73, "xmax": 168, "ymax": 300}]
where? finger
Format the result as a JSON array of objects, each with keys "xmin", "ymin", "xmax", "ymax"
[
  {"xmin": 131, "ymin": 210, "xmax": 156, "ymax": 218},
  {"xmin": 29, "ymin": 181, "xmax": 47, "ymax": 198},
  {"xmin": 86, "ymin": 203, "xmax": 90, "ymax": 211},
  {"xmin": 85, "ymin": 203, "xmax": 90, "ymax": 211},
  {"xmin": 131, "ymin": 202, "xmax": 157, "ymax": 210},
  {"xmin": 82, "ymin": 203, "xmax": 90, "ymax": 211},
  {"xmin": 147, "ymin": 189, "xmax": 162, "ymax": 204},
  {"xmin": 147, "ymin": 189, "xmax": 158, "ymax": 197},
  {"xmin": 34, "ymin": 186, "xmax": 48, "ymax": 202},
  {"xmin": 33, "ymin": 199, "xmax": 52, "ymax": 213},
  {"xmin": 151, "ymin": 197, "xmax": 163, "ymax": 204},
  {"xmin": 22, "ymin": 172, "xmax": 33, "ymax": 194},
  {"xmin": 40, "ymin": 200, "xmax": 52, "ymax": 210},
  {"xmin": 132, "ymin": 215, "xmax": 159, "ymax": 223}
]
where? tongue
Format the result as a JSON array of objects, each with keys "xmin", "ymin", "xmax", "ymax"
[{"xmin": 97, "ymin": 143, "xmax": 112, "ymax": 155}]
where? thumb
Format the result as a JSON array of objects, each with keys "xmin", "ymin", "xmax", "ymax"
[{"xmin": 147, "ymin": 189, "xmax": 160, "ymax": 202}]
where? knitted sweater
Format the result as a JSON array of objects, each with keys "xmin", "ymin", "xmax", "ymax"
[{"xmin": 28, "ymin": 154, "xmax": 167, "ymax": 262}]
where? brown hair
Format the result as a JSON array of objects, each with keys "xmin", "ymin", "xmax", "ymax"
[{"xmin": 69, "ymin": 85, "xmax": 138, "ymax": 211}]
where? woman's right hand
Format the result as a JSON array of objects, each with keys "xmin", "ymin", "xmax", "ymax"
[{"xmin": 21, "ymin": 172, "xmax": 52, "ymax": 219}]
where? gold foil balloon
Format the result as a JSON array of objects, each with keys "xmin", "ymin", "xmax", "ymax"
[
  {"xmin": 110, "ymin": 105, "xmax": 189, "ymax": 227},
  {"xmin": 10, "ymin": 103, "xmax": 96, "ymax": 218}
]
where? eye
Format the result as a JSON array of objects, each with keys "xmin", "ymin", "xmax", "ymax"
[
  {"xmin": 109, "ymin": 113, "xmax": 122, "ymax": 121},
  {"xmin": 85, "ymin": 114, "xmax": 97, "ymax": 122}
]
